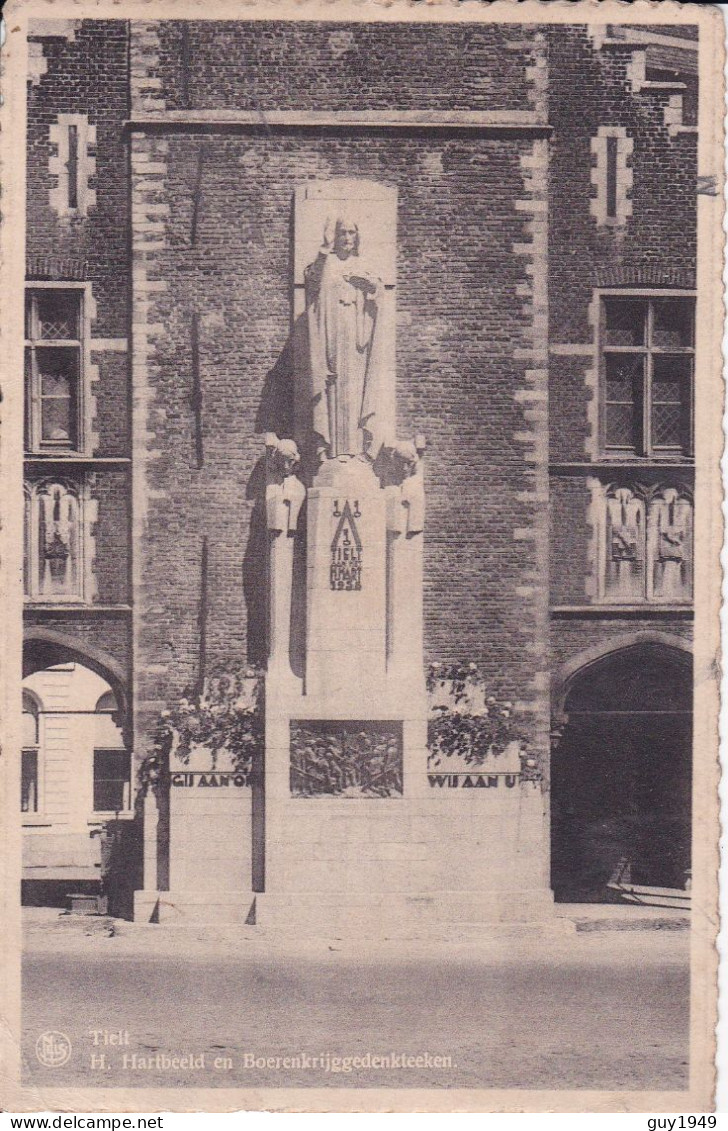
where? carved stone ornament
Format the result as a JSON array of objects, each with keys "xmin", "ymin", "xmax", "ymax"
[{"xmin": 265, "ymin": 434, "xmax": 306, "ymax": 534}]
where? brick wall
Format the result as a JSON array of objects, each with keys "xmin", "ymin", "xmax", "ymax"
[
  {"xmin": 26, "ymin": 19, "xmax": 130, "ymax": 339},
  {"xmin": 550, "ymin": 618, "xmax": 693, "ymax": 690},
  {"xmin": 132, "ymin": 130, "xmax": 547, "ymax": 716},
  {"xmin": 25, "ymin": 17, "xmax": 131, "ymax": 477},
  {"xmin": 130, "ymin": 21, "xmax": 551, "ymax": 759},
  {"xmin": 547, "ymin": 25, "xmax": 697, "ymax": 357},
  {"xmin": 547, "ymin": 24, "xmax": 697, "ymax": 458},
  {"xmin": 24, "ymin": 19, "xmax": 697, "ymax": 771},
  {"xmin": 549, "ymin": 478, "xmax": 593, "ymax": 606},
  {"xmin": 549, "ymin": 354, "xmax": 596, "ymax": 466},
  {"xmin": 23, "ymin": 612, "xmax": 132, "ymax": 680},
  {"xmin": 148, "ymin": 21, "xmax": 538, "ymax": 113},
  {"xmin": 91, "ymin": 470, "xmax": 130, "ymax": 605},
  {"xmin": 91, "ymin": 352, "xmax": 130, "ymax": 457}
]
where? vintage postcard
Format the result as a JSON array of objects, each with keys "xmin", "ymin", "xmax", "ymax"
[{"xmin": 0, "ymin": 0, "xmax": 724, "ymax": 1115}]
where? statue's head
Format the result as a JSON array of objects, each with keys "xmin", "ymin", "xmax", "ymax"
[
  {"xmin": 391, "ymin": 440, "xmax": 418, "ymax": 479},
  {"xmin": 276, "ymin": 438, "xmax": 301, "ymax": 477},
  {"xmin": 333, "ymin": 216, "xmax": 360, "ymax": 258}
]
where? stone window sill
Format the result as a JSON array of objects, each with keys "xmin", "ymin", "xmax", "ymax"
[
  {"xmin": 88, "ymin": 812, "xmax": 134, "ymax": 824},
  {"xmin": 551, "ymin": 604, "xmax": 693, "ymax": 618},
  {"xmin": 24, "ymin": 603, "xmax": 131, "ymax": 613}
]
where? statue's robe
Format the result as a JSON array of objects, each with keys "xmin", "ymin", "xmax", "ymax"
[{"xmin": 305, "ymin": 248, "xmax": 385, "ymax": 458}]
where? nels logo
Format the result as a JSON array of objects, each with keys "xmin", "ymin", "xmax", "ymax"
[
  {"xmin": 330, "ymin": 500, "xmax": 363, "ymax": 591},
  {"xmin": 35, "ymin": 1031, "xmax": 72, "ymax": 1067}
]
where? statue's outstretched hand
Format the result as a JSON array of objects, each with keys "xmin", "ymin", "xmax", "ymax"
[{"xmin": 348, "ymin": 271, "xmax": 380, "ymax": 295}]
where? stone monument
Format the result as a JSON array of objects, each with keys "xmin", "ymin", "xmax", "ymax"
[{"xmin": 256, "ymin": 178, "xmax": 553, "ymax": 936}]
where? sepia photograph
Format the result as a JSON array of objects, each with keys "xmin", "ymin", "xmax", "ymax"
[{"xmin": 0, "ymin": 0, "xmax": 723, "ymax": 1115}]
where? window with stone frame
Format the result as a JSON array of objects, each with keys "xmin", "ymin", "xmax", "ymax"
[
  {"xmin": 600, "ymin": 295, "xmax": 694, "ymax": 459},
  {"xmin": 645, "ymin": 65, "xmax": 698, "ymax": 128},
  {"xmin": 93, "ymin": 748, "xmax": 131, "ymax": 813},
  {"xmin": 21, "ymin": 692, "xmax": 40, "ymax": 813},
  {"xmin": 24, "ymin": 479, "xmax": 85, "ymax": 602},
  {"xmin": 599, "ymin": 482, "xmax": 693, "ymax": 605},
  {"xmin": 590, "ymin": 128, "xmax": 633, "ymax": 227},
  {"xmin": 25, "ymin": 287, "xmax": 84, "ymax": 453},
  {"xmin": 93, "ymin": 692, "xmax": 130, "ymax": 812}
]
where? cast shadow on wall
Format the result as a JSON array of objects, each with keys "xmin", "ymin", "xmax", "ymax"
[{"xmin": 243, "ymin": 318, "xmax": 307, "ymax": 677}]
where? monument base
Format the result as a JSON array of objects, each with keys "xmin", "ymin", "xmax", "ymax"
[
  {"xmin": 133, "ymin": 889, "xmax": 256, "ymax": 925},
  {"xmin": 255, "ymin": 889, "xmax": 570, "ymax": 939}
]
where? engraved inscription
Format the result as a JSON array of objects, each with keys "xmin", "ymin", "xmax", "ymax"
[{"xmin": 330, "ymin": 499, "xmax": 362, "ymax": 590}]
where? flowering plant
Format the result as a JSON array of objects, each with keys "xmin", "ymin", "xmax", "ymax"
[
  {"xmin": 426, "ymin": 661, "xmax": 527, "ymax": 768},
  {"xmin": 139, "ymin": 661, "xmax": 264, "ymax": 793}
]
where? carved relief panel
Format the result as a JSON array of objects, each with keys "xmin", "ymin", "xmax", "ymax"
[
  {"xmin": 604, "ymin": 486, "xmax": 645, "ymax": 603},
  {"xmin": 647, "ymin": 486, "xmax": 693, "ymax": 603},
  {"xmin": 597, "ymin": 481, "xmax": 693, "ymax": 604}
]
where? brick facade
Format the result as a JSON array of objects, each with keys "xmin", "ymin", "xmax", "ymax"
[
  {"xmin": 149, "ymin": 21, "xmax": 537, "ymax": 114},
  {"xmin": 125, "ymin": 22, "xmax": 556, "ymax": 766},
  {"xmin": 25, "ymin": 18, "xmax": 131, "ymax": 683},
  {"xmin": 23, "ymin": 18, "xmax": 697, "ymax": 906},
  {"xmin": 131, "ymin": 129, "xmax": 549, "ymax": 714},
  {"xmin": 26, "ymin": 20, "xmax": 130, "ymax": 337},
  {"xmin": 546, "ymin": 24, "xmax": 695, "ymax": 692}
]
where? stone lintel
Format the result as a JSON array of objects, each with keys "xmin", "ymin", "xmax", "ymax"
[
  {"xmin": 550, "ymin": 605, "xmax": 694, "ymax": 619},
  {"xmin": 126, "ymin": 109, "xmax": 552, "ymax": 135}
]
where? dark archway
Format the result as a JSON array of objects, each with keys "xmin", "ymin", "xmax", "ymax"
[{"xmin": 551, "ymin": 643, "xmax": 692, "ymax": 903}]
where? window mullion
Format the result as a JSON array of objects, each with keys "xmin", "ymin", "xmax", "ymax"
[
  {"xmin": 687, "ymin": 354, "xmax": 695, "ymax": 458},
  {"xmin": 644, "ymin": 302, "xmax": 653, "ymax": 457},
  {"xmin": 77, "ymin": 289, "xmax": 84, "ymax": 452},
  {"xmin": 28, "ymin": 295, "xmax": 39, "ymax": 453},
  {"xmin": 644, "ymin": 354, "xmax": 652, "ymax": 458},
  {"xmin": 30, "ymin": 344, "xmax": 41, "ymax": 452},
  {"xmin": 30, "ymin": 293, "xmax": 39, "ymax": 340}
]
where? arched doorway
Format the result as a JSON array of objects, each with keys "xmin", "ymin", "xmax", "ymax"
[
  {"xmin": 551, "ymin": 643, "xmax": 692, "ymax": 903},
  {"xmin": 24, "ymin": 631, "xmax": 128, "ymax": 722},
  {"xmin": 22, "ymin": 635, "xmax": 138, "ymax": 916}
]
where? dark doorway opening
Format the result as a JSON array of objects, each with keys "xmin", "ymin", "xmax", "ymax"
[{"xmin": 551, "ymin": 644, "xmax": 692, "ymax": 903}]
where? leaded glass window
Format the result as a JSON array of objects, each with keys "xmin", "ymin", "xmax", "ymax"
[
  {"xmin": 601, "ymin": 296, "xmax": 694, "ymax": 458},
  {"xmin": 25, "ymin": 288, "xmax": 83, "ymax": 453}
]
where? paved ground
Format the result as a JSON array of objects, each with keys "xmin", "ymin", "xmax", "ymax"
[{"xmin": 21, "ymin": 910, "xmax": 689, "ymax": 1094}]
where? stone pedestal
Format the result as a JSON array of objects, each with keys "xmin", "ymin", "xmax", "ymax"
[
  {"xmin": 134, "ymin": 748, "xmax": 255, "ymax": 925},
  {"xmin": 305, "ymin": 457, "xmax": 387, "ymax": 701},
  {"xmin": 260, "ymin": 450, "xmax": 554, "ymax": 937}
]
